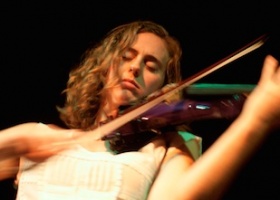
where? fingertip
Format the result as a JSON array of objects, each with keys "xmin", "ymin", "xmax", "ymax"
[
  {"xmin": 258, "ymin": 55, "xmax": 278, "ymax": 84},
  {"xmin": 265, "ymin": 55, "xmax": 279, "ymax": 64}
]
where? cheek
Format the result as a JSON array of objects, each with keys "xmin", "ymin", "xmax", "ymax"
[
  {"xmin": 117, "ymin": 64, "xmax": 127, "ymax": 76},
  {"xmin": 145, "ymin": 74, "xmax": 165, "ymax": 94}
]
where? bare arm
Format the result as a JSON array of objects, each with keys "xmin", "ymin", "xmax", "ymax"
[
  {"xmin": 0, "ymin": 123, "xmax": 39, "ymax": 180},
  {"xmin": 148, "ymin": 55, "xmax": 280, "ymax": 200},
  {"xmin": 147, "ymin": 131, "xmax": 196, "ymax": 199},
  {"xmin": 0, "ymin": 123, "xmax": 39, "ymax": 160},
  {"xmin": 0, "ymin": 122, "xmax": 81, "ymax": 180}
]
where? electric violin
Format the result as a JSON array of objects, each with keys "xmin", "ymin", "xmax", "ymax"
[{"xmin": 80, "ymin": 34, "xmax": 268, "ymax": 152}]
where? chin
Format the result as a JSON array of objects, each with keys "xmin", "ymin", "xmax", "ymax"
[{"xmin": 111, "ymin": 89, "xmax": 142, "ymax": 106}]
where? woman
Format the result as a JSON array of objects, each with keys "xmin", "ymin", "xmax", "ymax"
[
  {"xmin": 0, "ymin": 21, "xmax": 280, "ymax": 200},
  {"xmin": 1, "ymin": 21, "xmax": 200, "ymax": 200}
]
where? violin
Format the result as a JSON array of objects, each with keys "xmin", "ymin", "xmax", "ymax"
[
  {"xmin": 102, "ymin": 85, "xmax": 251, "ymax": 152},
  {"xmin": 102, "ymin": 85, "xmax": 254, "ymax": 139},
  {"xmin": 84, "ymin": 34, "xmax": 267, "ymax": 153}
]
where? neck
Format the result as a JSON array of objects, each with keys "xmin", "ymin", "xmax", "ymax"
[{"xmin": 95, "ymin": 102, "xmax": 119, "ymax": 125}]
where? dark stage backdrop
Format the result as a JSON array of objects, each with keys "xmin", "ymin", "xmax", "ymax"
[{"xmin": 1, "ymin": 1, "xmax": 280, "ymax": 200}]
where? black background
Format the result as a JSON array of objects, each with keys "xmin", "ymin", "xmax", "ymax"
[{"xmin": 1, "ymin": 1, "xmax": 280, "ymax": 199}]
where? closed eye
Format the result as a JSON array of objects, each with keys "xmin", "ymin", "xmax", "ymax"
[
  {"xmin": 122, "ymin": 49, "xmax": 136, "ymax": 61},
  {"xmin": 145, "ymin": 63, "xmax": 158, "ymax": 72},
  {"xmin": 145, "ymin": 57, "xmax": 161, "ymax": 73}
]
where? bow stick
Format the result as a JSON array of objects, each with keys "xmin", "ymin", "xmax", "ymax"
[{"xmin": 73, "ymin": 34, "xmax": 268, "ymax": 142}]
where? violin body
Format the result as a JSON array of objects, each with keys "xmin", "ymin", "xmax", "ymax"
[{"xmin": 102, "ymin": 94, "xmax": 247, "ymax": 152}]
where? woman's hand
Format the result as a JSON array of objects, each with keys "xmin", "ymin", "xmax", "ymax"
[{"xmin": 241, "ymin": 55, "xmax": 280, "ymax": 130}]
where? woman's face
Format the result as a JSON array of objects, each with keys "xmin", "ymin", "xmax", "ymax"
[{"xmin": 107, "ymin": 32, "xmax": 169, "ymax": 107}]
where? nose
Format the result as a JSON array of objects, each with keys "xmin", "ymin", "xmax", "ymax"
[{"xmin": 130, "ymin": 64, "xmax": 140, "ymax": 77}]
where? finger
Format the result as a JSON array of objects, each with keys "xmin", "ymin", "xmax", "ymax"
[{"xmin": 258, "ymin": 55, "xmax": 279, "ymax": 85}]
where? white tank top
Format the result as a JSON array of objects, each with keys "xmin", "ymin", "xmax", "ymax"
[{"xmin": 16, "ymin": 131, "xmax": 201, "ymax": 200}]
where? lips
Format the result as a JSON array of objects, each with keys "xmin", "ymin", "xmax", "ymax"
[{"xmin": 121, "ymin": 79, "xmax": 139, "ymax": 90}]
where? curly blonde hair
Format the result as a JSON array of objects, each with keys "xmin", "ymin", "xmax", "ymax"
[{"xmin": 58, "ymin": 21, "xmax": 182, "ymax": 130}]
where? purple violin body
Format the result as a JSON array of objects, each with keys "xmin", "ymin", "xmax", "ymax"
[{"xmin": 102, "ymin": 94, "xmax": 246, "ymax": 140}]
